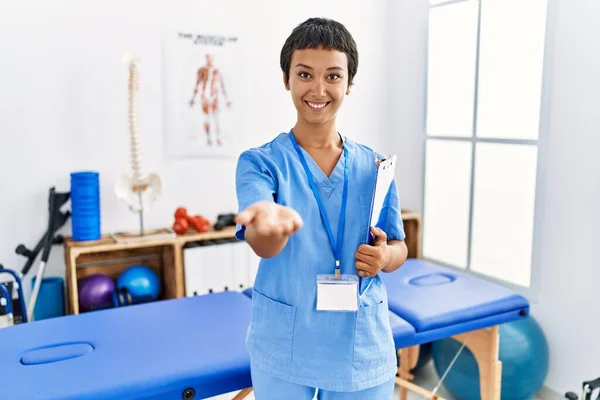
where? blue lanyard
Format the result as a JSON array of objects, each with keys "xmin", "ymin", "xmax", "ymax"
[{"xmin": 289, "ymin": 130, "xmax": 349, "ymax": 277}]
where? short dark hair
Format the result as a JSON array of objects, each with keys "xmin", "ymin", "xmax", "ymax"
[{"xmin": 280, "ymin": 17, "xmax": 359, "ymax": 86}]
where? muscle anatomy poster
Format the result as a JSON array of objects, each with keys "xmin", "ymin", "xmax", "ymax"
[{"xmin": 163, "ymin": 30, "xmax": 240, "ymax": 158}]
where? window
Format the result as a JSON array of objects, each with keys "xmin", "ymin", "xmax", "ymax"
[{"xmin": 422, "ymin": 0, "xmax": 549, "ymax": 290}]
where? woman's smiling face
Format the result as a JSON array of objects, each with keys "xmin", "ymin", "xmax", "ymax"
[{"xmin": 285, "ymin": 47, "xmax": 350, "ymax": 128}]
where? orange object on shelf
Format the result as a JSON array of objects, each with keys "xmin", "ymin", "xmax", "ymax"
[
  {"xmin": 172, "ymin": 207, "xmax": 211, "ymax": 234},
  {"xmin": 172, "ymin": 218, "xmax": 189, "ymax": 235}
]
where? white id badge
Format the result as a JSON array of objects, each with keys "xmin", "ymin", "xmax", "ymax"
[{"xmin": 316, "ymin": 274, "xmax": 359, "ymax": 312}]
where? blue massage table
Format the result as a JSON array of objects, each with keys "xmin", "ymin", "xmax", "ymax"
[
  {"xmin": 0, "ymin": 291, "xmax": 254, "ymax": 400},
  {"xmin": 0, "ymin": 259, "xmax": 528, "ymax": 400},
  {"xmin": 381, "ymin": 259, "xmax": 530, "ymax": 400}
]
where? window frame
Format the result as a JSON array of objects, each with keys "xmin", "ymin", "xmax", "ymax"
[{"xmin": 420, "ymin": 0, "xmax": 557, "ymax": 301}]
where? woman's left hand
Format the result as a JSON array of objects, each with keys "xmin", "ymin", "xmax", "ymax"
[{"xmin": 354, "ymin": 226, "xmax": 391, "ymax": 278}]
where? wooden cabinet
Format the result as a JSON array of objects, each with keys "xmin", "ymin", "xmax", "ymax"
[
  {"xmin": 63, "ymin": 227, "xmax": 237, "ymax": 314},
  {"xmin": 63, "ymin": 212, "xmax": 421, "ymax": 314},
  {"xmin": 401, "ymin": 212, "xmax": 422, "ymax": 259}
]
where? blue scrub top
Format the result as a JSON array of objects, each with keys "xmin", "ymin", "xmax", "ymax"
[{"xmin": 235, "ymin": 132, "xmax": 405, "ymax": 392}]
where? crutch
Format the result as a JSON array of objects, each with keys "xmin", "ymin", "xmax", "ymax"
[{"xmin": 27, "ymin": 187, "xmax": 70, "ymax": 322}]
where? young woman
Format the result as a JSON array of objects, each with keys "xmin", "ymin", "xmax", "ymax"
[{"xmin": 234, "ymin": 17, "xmax": 408, "ymax": 399}]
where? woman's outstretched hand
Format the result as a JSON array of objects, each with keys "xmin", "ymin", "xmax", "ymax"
[
  {"xmin": 235, "ymin": 201, "xmax": 303, "ymax": 238},
  {"xmin": 235, "ymin": 201, "xmax": 303, "ymax": 258}
]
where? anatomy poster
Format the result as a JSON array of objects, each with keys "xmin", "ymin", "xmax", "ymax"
[{"xmin": 163, "ymin": 30, "xmax": 240, "ymax": 158}]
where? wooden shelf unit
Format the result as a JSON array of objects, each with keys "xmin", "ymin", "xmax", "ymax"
[
  {"xmin": 63, "ymin": 227, "xmax": 239, "ymax": 314},
  {"xmin": 63, "ymin": 212, "xmax": 421, "ymax": 315},
  {"xmin": 400, "ymin": 211, "xmax": 421, "ymax": 259}
]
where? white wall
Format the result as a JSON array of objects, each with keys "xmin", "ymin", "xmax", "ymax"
[
  {"xmin": 389, "ymin": 0, "xmax": 600, "ymax": 394},
  {"xmin": 385, "ymin": 0, "xmax": 429, "ymax": 213},
  {"xmin": 528, "ymin": 0, "xmax": 600, "ymax": 393},
  {"xmin": 0, "ymin": 0, "xmax": 390, "ymax": 284},
  {"xmin": 3, "ymin": 0, "xmax": 598, "ymax": 395}
]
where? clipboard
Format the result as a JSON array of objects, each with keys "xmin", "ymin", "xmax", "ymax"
[{"xmin": 365, "ymin": 154, "xmax": 397, "ymax": 245}]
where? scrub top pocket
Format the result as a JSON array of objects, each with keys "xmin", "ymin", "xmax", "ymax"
[
  {"xmin": 248, "ymin": 288, "xmax": 297, "ymax": 365},
  {"xmin": 352, "ymin": 300, "xmax": 395, "ymax": 371}
]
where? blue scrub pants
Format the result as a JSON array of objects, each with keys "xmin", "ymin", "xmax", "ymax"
[{"xmin": 251, "ymin": 365, "xmax": 395, "ymax": 399}]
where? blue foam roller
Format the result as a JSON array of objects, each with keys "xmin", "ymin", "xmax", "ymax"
[{"xmin": 70, "ymin": 171, "xmax": 101, "ymax": 241}]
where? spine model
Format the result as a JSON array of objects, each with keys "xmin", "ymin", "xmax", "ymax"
[
  {"xmin": 115, "ymin": 53, "xmax": 162, "ymax": 236},
  {"xmin": 127, "ymin": 56, "xmax": 145, "ymax": 191}
]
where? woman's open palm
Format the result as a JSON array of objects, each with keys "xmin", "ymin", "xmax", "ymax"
[{"xmin": 235, "ymin": 201, "xmax": 303, "ymax": 238}]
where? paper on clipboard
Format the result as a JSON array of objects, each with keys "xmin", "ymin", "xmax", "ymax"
[{"xmin": 366, "ymin": 154, "xmax": 397, "ymax": 244}]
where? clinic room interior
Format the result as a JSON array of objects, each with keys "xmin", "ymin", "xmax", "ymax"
[{"xmin": 0, "ymin": 1, "xmax": 598, "ymax": 400}]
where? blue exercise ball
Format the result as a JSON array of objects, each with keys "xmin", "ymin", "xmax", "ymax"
[
  {"xmin": 78, "ymin": 274, "xmax": 116, "ymax": 311},
  {"xmin": 117, "ymin": 265, "xmax": 160, "ymax": 302},
  {"xmin": 432, "ymin": 316, "xmax": 549, "ymax": 400}
]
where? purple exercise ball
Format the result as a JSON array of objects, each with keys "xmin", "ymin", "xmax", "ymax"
[{"xmin": 78, "ymin": 274, "xmax": 116, "ymax": 311}]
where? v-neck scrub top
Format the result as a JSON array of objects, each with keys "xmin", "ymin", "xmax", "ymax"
[{"xmin": 235, "ymin": 132, "xmax": 405, "ymax": 392}]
